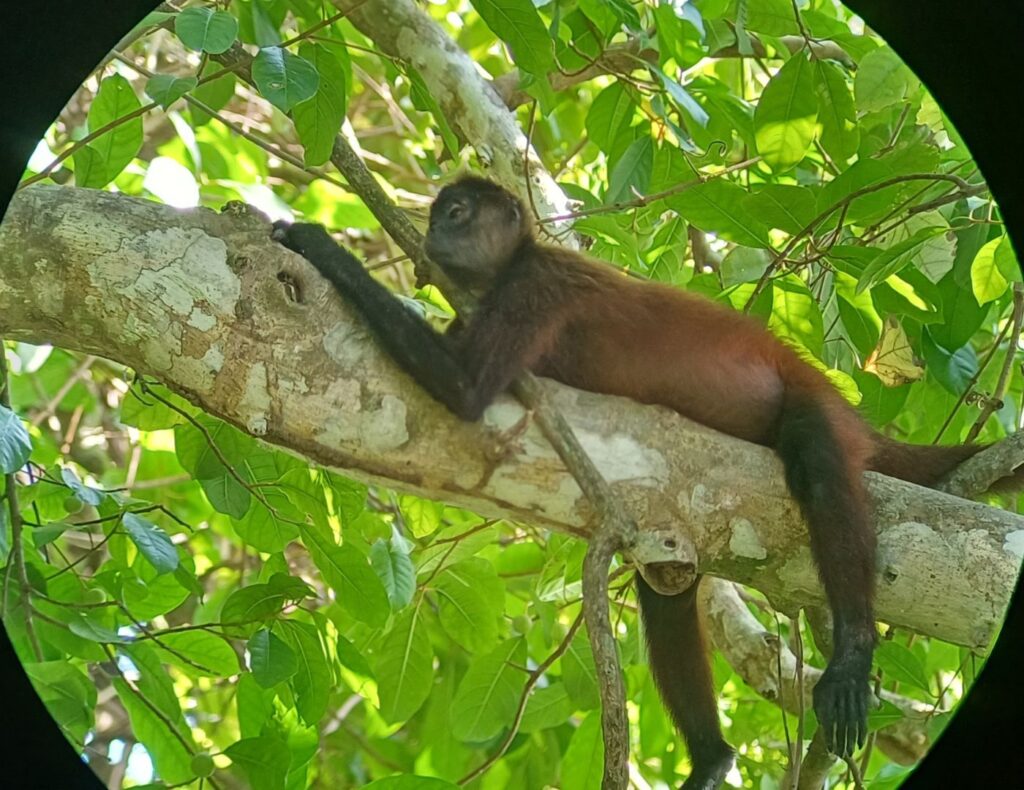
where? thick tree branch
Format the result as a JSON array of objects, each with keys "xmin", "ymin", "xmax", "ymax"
[{"xmin": 1, "ymin": 185, "xmax": 1022, "ymax": 653}]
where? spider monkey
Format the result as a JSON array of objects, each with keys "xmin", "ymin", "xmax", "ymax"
[{"xmin": 273, "ymin": 176, "xmax": 1020, "ymax": 789}]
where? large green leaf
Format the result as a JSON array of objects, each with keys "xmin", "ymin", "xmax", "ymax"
[
  {"xmin": 814, "ymin": 59, "xmax": 859, "ymax": 164},
  {"xmin": 754, "ymin": 52, "xmax": 818, "ymax": 172},
  {"xmin": 248, "ymin": 628, "xmax": 298, "ymax": 688},
  {"xmin": 253, "ymin": 47, "xmax": 319, "ymax": 113},
  {"xmin": 157, "ymin": 630, "xmax": 240, "ymax": 678},
  {"xmin": 561, "ymin": 711, "xmax": 605, "ymax": 790},
  {"xmin": 175, "ymin": 7, "xmax": 239, "ymax": 54},
  {"xmin": 145, "ymin": 74, "xmax": 198, "ymax": 110},
  {"xmin": 743, "ymin": 184, "xmax": 816, "ymax": 235},
  {"xmin": 279, "ymin": 620, "xmax": 332, "ymax": 725},
  {"xmin": 854, "ymin": 46, "xmax": 918, "ymax": 113},
  {"xmin": 122, "ymin": 512, "xmax": 178, "ymax": 574},
  {"xmin": 375, "ymin": 603, "xmax": 434, "ymax": 723},
  {"xmin": 293, "ymin": 43, "xmax": 348, "ymax": 166},
  {"xmin": 73, "ymin": 74, "xmax": 143, "ymax": 188},
  {"xmin": 0, "ymin": 403, "xmax": 31, "ymax": 473},
  {"xmin": 668, "ymin": 180, "xmax": 770, "ymax": 248},
  {"xmin": 451, "ymin": 638, "xmax": 527, "ymax": 741},
  {"xmin": 225, "ymin": 735, "xmax": 291, "ymax": 790},
  {"xmin": 300, "ymin": 521, "xmax": 390, "ymax": 627},
  {"xmin": 114, "ymin": 678, "xmax": 194, "ymax": 784},
  {"xmin": 469, "ymin": 0, "xmax": 554, "ymax": 76},
  {"xmin": 370, "ymin": 535, "xmax": 416, "ymax": 610},
  {"xmin": 434, "ymin": 558, "xmax": 504, "ymax": 654}
]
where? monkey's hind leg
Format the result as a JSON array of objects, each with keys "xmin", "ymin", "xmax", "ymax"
[
  {"xmin": 775, "ymin": 393, "xmax": 876, "ymax": 757},
  {"xmin": 637, "ymin": 575, "xmax": 735, "ymax": 790}
]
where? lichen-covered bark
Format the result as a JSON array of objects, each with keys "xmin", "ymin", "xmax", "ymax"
[{"xmin": 1, "ymin": 184, "xmax": 1021, "ymax": 649}]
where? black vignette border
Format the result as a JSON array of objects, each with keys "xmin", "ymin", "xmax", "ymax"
[{"xmin": 0, "ymin": 5, "xmax": 162, "ymax": 788}]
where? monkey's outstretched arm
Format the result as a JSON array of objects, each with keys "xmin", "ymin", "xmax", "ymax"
[{"xmin": 273, "ymin": 222, "xmax": 560, "ymax": 421}]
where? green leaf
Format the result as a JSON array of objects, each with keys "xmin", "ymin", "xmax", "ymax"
[
  {"xmin": 144, "ymin": 74, "xmax": 198, "ymax": 110},
  {"xmin": 221, "ymin": 574, "xmax": 313, "ymax": 627},
  {"xmin": 122, "ymin": 572, "xmax": 189, "ymax": 621},
  {"xmin": 857, "ymin": 227, "xmax": 949, "ymax": 294},
  {"xmin": 74, "ymin": 74, "xmax": 142, "ymax": 188},
  {"xmin": 754, "ymin": 52, "xmax": 818, "ymax": 172},
  {"xmin": 451, "ymin": 638, "xmax": 527, "ymax": 741},
  {"xmin": 875, "ymin": 640, "xmax": 931, "ymax": 692},
  {"xmin": 279, "ymin": 620, "xmax": 332, "ymax": 725},
  {"xmin": 606, "ymin": 136, "xmax": 653, "ymax": 204},
  {"xmin": 994, "ymin": 235, "xmax": 1022, "ymax": 283},
  {"xmin": 585, "ymin": 83, "xmax": 635, "ymax": 155},
  {"xmin": 232, "ymin": 489, "xmax": 301, "ymax": 553},
  {"xmin": 769, "ymin": 275, "xmax": 824, "ymax": 356},
  {"xmin": 434, "ymin": 558, "xmax": 504, "ymax": 653},
  {"xmin": 720, "ymin": 247, "xmax": 769, "ymax": 287},
  {"xmin": 114, "ymin": 679, "xmax": 194, "ymax": 784},
  {"xmin": 60, "ymin": 467, "xmax": 105, "ymax": 506},
  {"xmin": 469, "ymin": 0, "xmax": 553, "ymax": 76},
  {"xmin": 743, "ymin": 184, "xmax": 816, "ymax": 235},
  {"xmin": 854, "ymin": 47, "xmax": 918, "ymax": 113},
  {"xmin": 561, "ymin": 711, "xmax": 605, "ymax": 790},
  {"xmin": 120, "ymin": 384, "xmax": 190, "ymax": 430},
  {"xmin": 253, "ymin": 46, "xmax": 320, "ymax": 113},
  {"xmin": 563, "ymin": 630, "xmax": 600, "ymax": 710},
  {"xmin": 921, "ymin": 330, "xmax": 978, "ymax": 395},
  {"xmin": 68, "ymin": 614, "xmax": 127, "ymax": 643},
  {"xmin": 122, "ymin": 512, "xmax": 179, "ymax": 574},
  {"xmin": 745, "ymin": 0, "xmax": 801, "ymax": 36},
  {"xmin": 813, "ymin": 60, "xmax": 859, "ymax": 164},
  {"xmin": 668, "ymin": 180, "xmax": 770, "ymax": 248},
  {"xmin": 0, "ymin": 404, "xmax": 31, "ymax": 473},
  {"xmin": 971, "ymin": 237, "xmax": 1010, "ymax": 304},
  {"xmin": 370, "ymin": 536, "xmax": 416, "ymax": 610},
  {"xmin": 25, "ymin": 662, "xmax": 96, "ymax": 743},
  {"xmin": 300, "ymin": 521, "xmax": 390, "ymax": 627},
  {"xmin": 868, "ymin": 699, "xmax": 906, "ymax": 732},
  {"xmin": 375, "ymin": 603, "xmax": 434, "ymax": 723},
  {"xmin": 225, "ymin": 735, "xmax": 291, "ymax": 790},
  {"xmin": 191, "ymin": 62, "xmax": 236, "ymax": 127},
  {"xmin": 519, "ymin": 683, "xmax": 574, "ymax": 733},
  {"xmin": 248, "ymin": 628, "xmax": 298, "ymax": 688},
  {"xmin": 931, "ymin": 271, "xmax": 989, "ymax": 352},
  {"xmin": 293, "ymin": 43, "xmax": 348, "ymax": 166},
  {"xmin": 157, "ymin": 630, "xmax": 240, "ymax": 677},
  {"xmin": 175, "ymin": 7, "xmax": 239, "ymax": 55}
]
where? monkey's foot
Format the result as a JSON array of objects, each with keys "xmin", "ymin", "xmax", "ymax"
[
  {"xmin": 813, "ymin": 663, "xmax": 871, "ymax": 757},
  {"xmin": 681, "ymin": 743, "xmax": 735, "ymax": 790}
]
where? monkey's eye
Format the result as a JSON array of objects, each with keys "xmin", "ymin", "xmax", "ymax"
[{"xmin": 447, "ymin": 203, "xmax": 467, "ymax": 222}]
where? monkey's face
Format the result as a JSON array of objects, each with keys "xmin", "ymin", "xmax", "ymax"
[{"xmin": 425, "ymin": 177, "xmax": 529, "ymax": 291}]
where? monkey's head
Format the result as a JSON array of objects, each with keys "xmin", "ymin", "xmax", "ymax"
[{"xmin": 424, "ymin": 176, "xmax": 531, "ymax": 290}]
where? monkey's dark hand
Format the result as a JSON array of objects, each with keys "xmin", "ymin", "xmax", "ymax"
[
  {"xmin": 813, "ymin": 659, "xmax": 871, "ymax": 758},
  {"xmin": 272, "ymin": 220, "xmax": 367, "ymax": 288}
]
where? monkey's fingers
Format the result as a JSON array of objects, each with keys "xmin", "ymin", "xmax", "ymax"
[
  {"xmin": 272, "ymin": 219, "xmax": 335, "ymax": 252},
  {"xmin": 813, "ymin": 669, "xmax": 869, "ymax": 758}
]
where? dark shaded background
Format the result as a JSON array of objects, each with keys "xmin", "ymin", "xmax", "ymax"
[{"xmin": 0, "ymin": 1, "xmax": 1020, "ymax": 787}]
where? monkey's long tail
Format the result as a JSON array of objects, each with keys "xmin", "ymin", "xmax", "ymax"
[{"xmin": 867, "ymin": 434, "xmax": 1024, "ymax": 493}]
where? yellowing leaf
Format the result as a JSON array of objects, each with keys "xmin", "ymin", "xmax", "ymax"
[{"xmin": 864, "ymin": 316, "xmax": 925, "ymax": 387}]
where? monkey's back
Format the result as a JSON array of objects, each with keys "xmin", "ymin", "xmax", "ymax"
[{"xmin": 532, "ymin": 253, "xmax": 867, "ymax": 449}]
